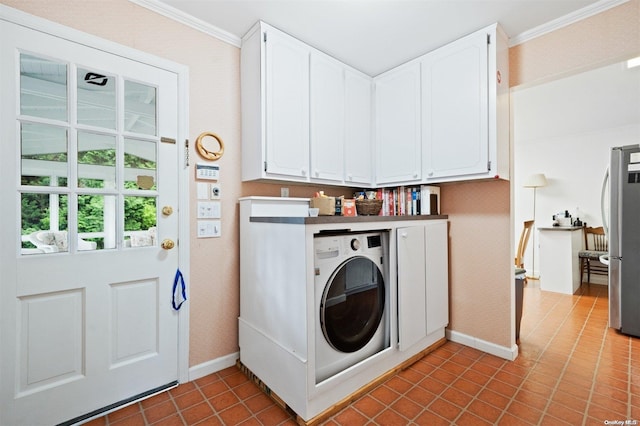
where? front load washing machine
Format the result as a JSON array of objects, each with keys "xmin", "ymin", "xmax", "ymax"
[{"xmin": 314, "ymin": 232, "xmax": 389, "ymax": 383}]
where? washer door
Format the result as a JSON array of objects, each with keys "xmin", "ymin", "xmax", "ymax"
[{"xmin": 320, "ymin": 256, "xmax": 385, "ymax": 353}]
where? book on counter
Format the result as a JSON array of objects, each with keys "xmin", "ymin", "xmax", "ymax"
[{"xmin": 376, "ymin": 185, "xmax": 440, "ymax": 216}]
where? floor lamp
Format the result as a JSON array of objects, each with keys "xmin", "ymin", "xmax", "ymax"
[{"xmin": 523, "ymin": 173, "xmax": 547, "ymax": 279}]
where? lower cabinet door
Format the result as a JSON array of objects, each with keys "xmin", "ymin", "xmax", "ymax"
[{"xmin": 397, "ymin": 222, "xmax": 449, "ymax": 351}]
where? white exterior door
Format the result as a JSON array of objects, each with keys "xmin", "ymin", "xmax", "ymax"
[{"xmin": 0, "ymin": 19, "xmax": 182, "ymax": 425}]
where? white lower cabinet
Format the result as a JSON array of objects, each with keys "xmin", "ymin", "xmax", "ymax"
[{"xmin": 397, "ymin": 221, "xmax": 449, "ymax": 351}]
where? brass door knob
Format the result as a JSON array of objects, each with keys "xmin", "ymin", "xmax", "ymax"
[
  {"xmin": 162, "ymin": 206, "xmax": 173, "ymax": 216},
  {"xmin": 161, "ymin": 239, "xmax": 175, "ymax": 250}
]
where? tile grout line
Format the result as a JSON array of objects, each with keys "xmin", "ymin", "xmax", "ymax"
[
  {"xmin": 450, "ymin": 358, "xmax": 502, "ymax": 424},
  {"xmin": 540, "ymin": 287, "xmax": 604, "ymax": 426},
  {"xmin": 168, "ymin": 387, "xmax": 189, "ymax": 426},
  {"xmin": 493, "ymin": 286, "xmax": 595, "ymax": 425}
]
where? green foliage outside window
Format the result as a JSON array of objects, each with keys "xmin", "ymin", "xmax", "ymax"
[{"xmin": 21, "ymin": 148, "xmax": 157, "ymax": 247}]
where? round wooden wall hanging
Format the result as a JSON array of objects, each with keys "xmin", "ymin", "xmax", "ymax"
[{"xmin": 195, "ymin": 132, "xmax": 225, "ymax": 161}]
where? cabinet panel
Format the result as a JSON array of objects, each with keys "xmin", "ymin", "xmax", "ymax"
[
  {"xmin": 425, "ymin": 221, "xmax": 449, "ymax": 334},
  {"xmin": 265, "ymin": 28, "xmax": 310, "ymax": 179},
  {"xmin": 397, "ymin": 226, "xmax": 427, "ymax": 351},
  {"xmin": 310, "ymin": 54, "xmax": 344, "ymax": 182},
  {"xmin": 397, "ymin": 221, "xmax": 449, "ymax": 351},
  {"xmin": 344, "ymin": 69, "xmax": 372, "ymax": 185},
  {"xmin": 375, "ymin": 63, "xmax": 421, "ymax": 185},
  {"xmin": 422, "ymin": 31, "xmax": 488, "ymax": 180}
]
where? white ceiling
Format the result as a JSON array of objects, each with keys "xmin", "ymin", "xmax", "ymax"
[{"xmin": 148, "ymin": 0, "xmax": 623, "ymax": 76}]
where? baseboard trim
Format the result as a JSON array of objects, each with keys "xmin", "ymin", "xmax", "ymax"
[
  {"xmin": 188, "ymin": 352, "xmax": 240, "ymax": 381},
  {"xmin": 446, "ymin": 330, "xmax": 518, "ymax": 361}
]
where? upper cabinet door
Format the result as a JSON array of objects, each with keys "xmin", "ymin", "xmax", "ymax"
[
  {"xmin": 375, "ymin": 62, "xmax": 422, "ymax": 185},
  {"xmin": 310, "ymin": 53, "xmax": 345, "ymax": 182},
  {"xmin": 264, "ymin": 28, "xmax": 310, "ymax": 179},
  {"xmin": 344, "ymin": 69, "xmax": 373, "ymax": 185},
  {"xmin": 422, "ymin": 31, "xmax": 489, "ymax": 180}
]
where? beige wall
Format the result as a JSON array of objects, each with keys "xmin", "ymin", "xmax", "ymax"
[
  {"xmin": 6, "ymin": 0, "xmax": 636, "ymax": 369},
  {"xmin": 444, "ymin": 180, "xmax": 511, "ymax": 347},
  {"xmin": 510, "ymin": 0, "xmax": 640, "ymax": 88}
]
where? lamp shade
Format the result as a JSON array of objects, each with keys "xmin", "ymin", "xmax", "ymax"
[{"xmin": 523, "ymin": 173, "xmax": 547, "ymax": 188}]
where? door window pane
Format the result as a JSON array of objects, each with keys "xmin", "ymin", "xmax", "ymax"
[
  {"xmin": 77, "ymin": 68, "xmax": 116, "ymax": 129},
  {"xmin": 124, "ymin": 196, "xmax": 157, "ymax": 247},
  {"xmin": 20, "ymin": 54, "xmax": 68, "ymax": 122},
  {"xmin": 21, "ymin": 193, "xmax": 68, "ymax": 254},
  {"xmin": 78, "ymin": 194, "xmax": 116, "ymax": 250},
  {"xmin": 125, "ymin": 138, "xmax": 157, "ymax": 190},
  {"xmin": 124, "ymin": 80, "xmax": 156, "ymax": 135},
  {"xmin": 21, "ymin": 122, "xmax": 68, "ymax": 187},
  {"xmin": 77, "ymin": 132, "xmax": 116, "ymax": 188}
]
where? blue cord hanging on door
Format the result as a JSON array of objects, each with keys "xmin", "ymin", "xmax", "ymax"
[{"xmin": 172, "ymin": 269, "xmax": 187, "ymax": 310}]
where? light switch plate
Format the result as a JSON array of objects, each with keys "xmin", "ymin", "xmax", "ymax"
[
  {"xmin": 197, "ymin": 201, "xmax": 221, "ymax": 219},
  {"xmin": 197, "ymin": 182, "xmax": 210, "ymax": 200},
  {"xmin": 197, "ymin": 220, "xmax": 221, "ymax": 238}
]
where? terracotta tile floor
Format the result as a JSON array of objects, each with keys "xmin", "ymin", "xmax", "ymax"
[{"xmin": 87, "ymin": 281, "xmax": 640, "ymax": 425}]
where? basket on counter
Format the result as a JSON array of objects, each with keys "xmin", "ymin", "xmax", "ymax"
[{"xmin": 355, "ymin": 199, "xmax": 383, "ymax": 216}]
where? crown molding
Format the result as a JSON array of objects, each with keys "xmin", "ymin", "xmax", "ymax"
[
  {"xmin": 509, "ymin": 0, "xmax": 630, "ymax": 47},
  {"xmin": 128, "ymin": 0, "xmax": 242, "ymax": 48}
]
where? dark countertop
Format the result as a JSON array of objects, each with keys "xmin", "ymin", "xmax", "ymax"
[
  {"xmin": 250, "ymin": 214, "xmax": 448, "ymax": 225},
  {"xmin": 538, "ymin": 226, "xmax": 582, "ymax": 231}
]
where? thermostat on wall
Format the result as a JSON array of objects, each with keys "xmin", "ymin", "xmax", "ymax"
[{"xmin": 195, "ymin": 163, "xmax": 220, "ymax": 180}]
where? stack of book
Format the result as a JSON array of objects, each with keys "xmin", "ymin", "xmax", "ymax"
[{"xmin": 376, "ymin": 185, "xmax": 440, "ymax": 216}]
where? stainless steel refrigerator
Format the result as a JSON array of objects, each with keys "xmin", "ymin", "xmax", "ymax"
[{"xmin": 608, "ymin": 144, "xmax": 640, "ymax": 337}]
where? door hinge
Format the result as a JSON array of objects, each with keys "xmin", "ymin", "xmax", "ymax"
[
  {"xmin": 487, "ymin": 34, "xmax": 491, "ymax": 44},
  {"xmin": 264, "ymin": 161, "xmax": 267, "ymax": 172},
  {"xmin": 487, "ymin": 160, "xmax": 492, "ymax": 171},
  {"xmin": 263, "ymin": 32, "xmax": 267, "ymax": 43}
]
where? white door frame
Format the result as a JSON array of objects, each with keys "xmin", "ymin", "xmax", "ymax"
[{"xmin": 0, "ymin": 4, "xmax": 191, "ymax": 383}]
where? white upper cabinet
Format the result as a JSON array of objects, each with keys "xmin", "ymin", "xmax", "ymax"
[
  {"xmin": 344, "ymin": 69, "xmax": 372, "ymax": 185},
  {"xmin": 241, "ymin": 21, "xmax": 508, "ymax": 187},
  {"xmin": 310, "ymin": 53, "xmax": 345, "ymax": 183},
  {"xmin": 422, "ymin": 24, "xmax": 509, "ymax": 182},
  {"xmin": 241, "ymin": 22, "xmax": 310, "ymax": 182},
  {"xmin": 374, "ymin": 62, "xmax": 422, "ymax": 185}
]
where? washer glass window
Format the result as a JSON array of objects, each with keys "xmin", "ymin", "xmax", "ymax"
[{"xmin": 320, "ymin": 256, "xmax": 385, "ymax": 353}]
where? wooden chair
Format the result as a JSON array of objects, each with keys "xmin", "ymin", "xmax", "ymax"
[
  {"xmin": 515, "ymin": 220, "xmax": 534, "ymax": 270},
  {"xmin": 578, "ymin": 226, "xmax": 608, "ymax": 284}
]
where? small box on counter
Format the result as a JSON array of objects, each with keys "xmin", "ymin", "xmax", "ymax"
[
  {"xmin": 334, "ymin": 196, "xmax": 343, "ymax": 215},
  {"xmin": 310, "ymin": 196, "xmax": 335, "ymax": 215},
  {"xmin": 342, "ymin": 199, "xmax": 357, "ymax": 217}
]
